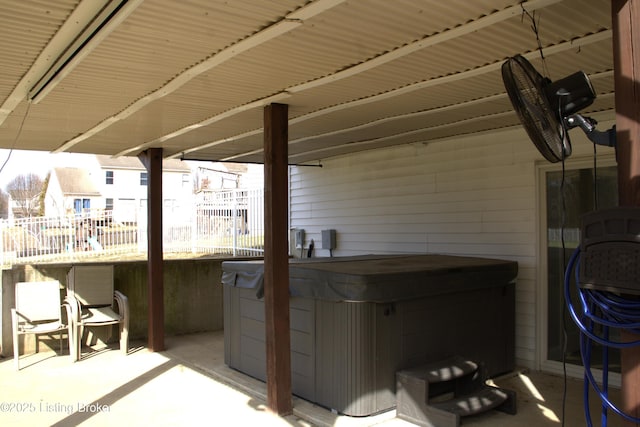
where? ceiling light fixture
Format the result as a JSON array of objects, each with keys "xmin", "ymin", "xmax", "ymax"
[{"xmin": 28, "ymin": 0, "xmax": 143, "ymax": 104}]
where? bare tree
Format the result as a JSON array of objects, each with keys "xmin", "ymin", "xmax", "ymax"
[
  {"xmin": 0, "ymin": 188, "xmax": 8, "ymax": 219},
  {"xmin": 6, "ymin": 173, "xmax": 44, "ymax": 218},
  {"xmin": 39, "ymin": 172, "xmax": 50, "ymax": 216}
]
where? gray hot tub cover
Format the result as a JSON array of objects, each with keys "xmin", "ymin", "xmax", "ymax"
[{"xmin": 221, "ymin": 254, "xmax": 518, "ymax": 303}]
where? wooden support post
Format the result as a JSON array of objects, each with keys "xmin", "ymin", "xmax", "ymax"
[
  {"xmin": 613, "ymin": 0, "xmax": 640, "ymax": 206},
  {"xmin": 139, "ymin": 148, "xmax": 165, "ymax": 352},
  {"xmin": 263, "ymin": 103, "xmax": 292, "ymax": 415},
  {"xmin": 612, "ymin": 0, "xmax": 640, "ymax": 424}
]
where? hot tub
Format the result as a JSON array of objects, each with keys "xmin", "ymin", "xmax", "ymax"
[{"xmin": 222, "ymin": 254, "xmax": 518, "ymax": 416}]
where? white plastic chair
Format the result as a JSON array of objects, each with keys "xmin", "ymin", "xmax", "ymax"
[
  {"xmin": 11, "ymin": 281, "xmax": 73, "ymax": 370},
  {"xmin": 66, "ymin": 265, "xmax": 129, "ymax": 361}
]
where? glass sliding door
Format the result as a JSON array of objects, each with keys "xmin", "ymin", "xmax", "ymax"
[{"xmin": 544, "ymin": 162, "xmax": 618, "ymax": 371}]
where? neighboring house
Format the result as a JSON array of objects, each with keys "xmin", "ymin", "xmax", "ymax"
[
  {"xmin": 44, "ymin": 167, "xmax": 101, "ymax": 218},
  {"xmin": 44, "ymin": 155, "xmax": 193, "ymax": 224},
  {"xmin": 193, "ymin": 163, "xmax": 263, "ymax": 192},
  {"xmin": 193, "ymin": 163, "xmax": 264, "ymax": 237},
  {"xmin": 194, "ymin": 163, "xmax": 247, "ymax": 192},
  {"xmin": 92, "ymin": 155, "xmax": 193, "ymax": 224}
]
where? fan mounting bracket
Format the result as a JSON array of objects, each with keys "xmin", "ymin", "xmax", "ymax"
[{"xmin": 565, "ymin": 114, "xmax": 617, "ymax": 148}]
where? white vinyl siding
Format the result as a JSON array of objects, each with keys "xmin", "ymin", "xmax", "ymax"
[{"xmin": 289, "ymin": 123, "xmax": 616, "ymax": 370}]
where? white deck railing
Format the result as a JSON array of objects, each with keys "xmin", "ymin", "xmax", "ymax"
[{"xmin": 0, "ymin": 188, "xmax": 264, "ymax": 266}]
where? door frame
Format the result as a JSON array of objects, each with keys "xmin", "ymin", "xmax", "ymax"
[{"xmin": 536, "ymin": 154, "xmax": 620, "ymax": 385}]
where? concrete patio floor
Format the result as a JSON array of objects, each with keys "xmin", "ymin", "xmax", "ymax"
[{"xmin": 0, "ymin": 331, "xmax": 626, "ymax": 426}]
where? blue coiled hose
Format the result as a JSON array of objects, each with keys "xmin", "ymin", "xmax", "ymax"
[{"xmin": 564, "ymin": 247, "xmax": 640, "ymax": 426}]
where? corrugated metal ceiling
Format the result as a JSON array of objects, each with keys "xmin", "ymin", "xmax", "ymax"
[{"xmin": 0, "ymin": 0, "xmax": 616, "ymax": 164}]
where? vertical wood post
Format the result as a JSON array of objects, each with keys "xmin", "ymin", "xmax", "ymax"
[
  {"xmin": 612, "ymin": 0, "xmax": 640, "ymax": 424},
  {"xmin": 139, "ymin": 148, "xmax": 165, "ymax": 352},
  {"xmin": 263, "ymin": 103, "xmax": 292, "ymax": 415}
]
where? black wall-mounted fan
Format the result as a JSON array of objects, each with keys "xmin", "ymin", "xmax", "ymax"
[{"xmin": 501, "ymin": 54, "xmax": 615, "ymax": 163}]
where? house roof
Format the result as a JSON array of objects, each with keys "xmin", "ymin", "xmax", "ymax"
[
  {"xmin": 221, "ymin": 163, "xmax": 249, "ymax": 176},
  {"xmin": 95, "ymin": 154, "xmax": 191, "ymax": 172},
  {"xmin": 52, "ymin": 167, "xmax": 101, "ymax": 196},
  {"xmin": 0, "ymin": 1, "xmax": 616, "ymax": 164}
]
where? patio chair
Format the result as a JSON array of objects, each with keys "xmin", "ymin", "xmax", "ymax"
[
  {"xmin": 11, "ymin": 280, "xmax": 73, "ymax": 370},
  {"xmin": 66, "ymin": 265, "xmax": 129, "ymax": 361}
]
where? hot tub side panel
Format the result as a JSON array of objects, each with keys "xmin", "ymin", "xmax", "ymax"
[
  {"xmin": 314, "ymin": 300, "xmax": 395, "ymax": 416},
  {"xmin": 311, "ymin": 282, "xmax": 515, "ymax": 416},
  {"xmin": 396, "ymin": 282, "xmax": 516, "ymax": 377},
  {"xmin": 223, "ymin": 286, "xmax": 316, "ymax": 400}
]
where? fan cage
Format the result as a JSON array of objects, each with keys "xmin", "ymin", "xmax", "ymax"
[{"xmin": 502, "ymin": 55, "xmax": 569, "ymax": 163}]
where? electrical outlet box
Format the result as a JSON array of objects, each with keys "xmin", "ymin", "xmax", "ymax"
[
  {"xmin": 295, "ymin": 229, "xmax": 305, "ymax": 248},
  {"xmin": 321, "ymin": 229, "xmax": 336, "ymax": 250}
]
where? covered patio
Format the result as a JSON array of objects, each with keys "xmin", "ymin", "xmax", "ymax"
[
  {"xmin": 0, "ymin": 332, "xmax": 623, "ymax": 426},
  {"xmin": 1, "ymin": 0, "xmax": 639, "ymax": 425}
]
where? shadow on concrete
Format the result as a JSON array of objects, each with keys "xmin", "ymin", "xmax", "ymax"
[{"xmin": 50, "ymin": 359, "xmax": 178, "ymax": 427}]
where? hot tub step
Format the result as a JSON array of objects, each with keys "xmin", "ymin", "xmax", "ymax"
[
  {"xmin": 400, "ymin": 355, "xmax": 478, "ymax": 384},
  {"xmin": 396, "ymin": 356, "xmax": 516, "ymax": 427},
  {"xmin": 430, "ymin": 384, "xmax": 515, "ymax": 417}
]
